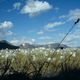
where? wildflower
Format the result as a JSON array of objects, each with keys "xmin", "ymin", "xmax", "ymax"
[
  {"xmin": 32, "ymin": 55, "xmax": 36, "ymax": 61},
  {"xmin": 60, "ymin": 56, "xmax": 64, "ymax": 59},
  {"xmin": 47, "ymin": 57, "xmax": 51, "ymax": 62},
  {"xmin": 52, "ymin": 58, "xmax": 56, "ymax": 61},
  {"xmin": 72, "ymin": 53, "xmax": 76, "ymax": 57},
  {"xmin": 70, "ymin": 52, "xmax": 73, "ymax": 55},
  {"xmin": 45, "ymin": 53, "xmax": 48, "ymax": 57}
]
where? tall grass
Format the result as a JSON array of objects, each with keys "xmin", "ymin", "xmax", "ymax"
[{"xmin": 0, "ymin": 48, "xmax": 80, "ymax": 80}]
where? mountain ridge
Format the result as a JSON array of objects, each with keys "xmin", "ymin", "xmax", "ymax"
[
  {"xmin": 0, "ymin": 40, "xmax": 19, "ymax": 50},
  {"xmin": 0, "ymin": 40, "xmax": 69, "ymax": 50},
  {"xmin": 20, "ymin": 42, "xmax": 69, "ymax": 49}
]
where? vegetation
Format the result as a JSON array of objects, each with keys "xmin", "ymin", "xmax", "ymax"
[{"xmin": 0, "ymin": 48, "xmax": 80, "ymax": 80}]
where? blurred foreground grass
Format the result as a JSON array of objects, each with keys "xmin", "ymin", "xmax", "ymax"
[{"xmin": 0, "ymin": 48, "xmax": 80, "ymax": 79}]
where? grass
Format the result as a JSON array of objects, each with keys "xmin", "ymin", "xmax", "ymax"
[{"xmin": 0, "ymin": 48, "xmax": 80, "ymax": 80}]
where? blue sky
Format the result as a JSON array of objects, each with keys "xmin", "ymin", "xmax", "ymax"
[{"xmin": 0, "ymin": 0, "xmax": 80, "ymax": 47}]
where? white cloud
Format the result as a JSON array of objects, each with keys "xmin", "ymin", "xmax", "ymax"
[
  {"xmin": 0, "ymin": 31, "xmax": 13, "ymax": 37},
  {"xmin": 59, "ymin": 15, "xmax": 66, "ymax": 19},
  {"xmin": 46, "ymin": 22, "xmax": 65, "ymax": 28},
  {"xmin": 0, "ymin": 21, "xmax": 13, "ymax": 39},
  {"xmin": 57, "ymin": 9, "xmax": 80, "ymax": 46},
  {"xmin": 8, "ymin": 2, "xmax": 21, "ymax": 12},
  {"xmin": 65, "ymin": 35, "xmax": 79, "ymax": 43},
  {"xmin": 59, "ymin": 9, "xmax": 80, "ymax": 21},
  {"xmin": 5, "ymin": 31, "xmax": 13, "ymax": 36},
  {"xmin": 10, "ymin": 39, "xmax": 19, "ymax": 45},
  {"xmin": 13, "ymin": 2, "xmax": 21, "ymax": 10},
  {"xmin": 56, "ymin": 32, "xmax": 80, "ymax": 47},
  {"xmin": 0, "ymin": 21, "xmax": 13, "ymax": 29},
  {"xmin": 21, "ymin": 0, "xmax": 52, "ymax": 16},
  {"xmin": 45, "ymin": 21, "xmax": 65, "ymax": 31},
  {"xmin": 63, "ymin": 26, "xmax": 80, "ymax": 47},
  {"xmin": 32, "ymin": 38, "xmax": 36, "ymax": 42},
  {"xmin": 68, "ymin": 9, "xmax": 80, "ymax": 21},
  {"xmin": 10, "ymin": 37, "xmax": 36, "ymax": 46},
  {"xmin": 10, "ymin": 39, "xmax": 27, "ymax": 46},
  {"xmin": 37, "ymin": 30, "xmax": 44, "ymax": 35}
]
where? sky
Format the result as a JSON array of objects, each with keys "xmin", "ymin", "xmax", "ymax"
[{"xmin": 0, "ymin": 0, "xmax": 80, "ymax": 47}]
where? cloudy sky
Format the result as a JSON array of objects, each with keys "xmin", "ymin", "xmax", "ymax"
[{"xmin": 0, "ymin": 0, "xmax": 80, "ymax": 47}]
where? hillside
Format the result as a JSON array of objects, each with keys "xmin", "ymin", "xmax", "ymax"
[
  {"xmin": 20, "ymin": 43, "xmax": 69, "ymax": 49},
  {"xmin": 0, "ymin": 40, "xmax": 19, "ymax": 50}
]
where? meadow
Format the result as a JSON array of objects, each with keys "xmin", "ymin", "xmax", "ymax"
[{"xmin": 0, "ymin": 48, "xmax": 80, "ymax": 80}]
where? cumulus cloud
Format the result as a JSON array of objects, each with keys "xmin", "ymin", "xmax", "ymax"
[
  {"xmin": 0, "ymin": 21, "xmax": 13, "ymax": 29},
  {"xmin": 21, "ymin": 0, "xmax": 52, "ymax": 16},
  {"xmin": 45, "ymin": 21, "xmax": 65, "ymax": 31},
  {"xmin": 0, "ymin": 21, "xmax": 13, "ymax": 39}
]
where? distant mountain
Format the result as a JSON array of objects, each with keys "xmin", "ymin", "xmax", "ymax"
[
  {"xmin": 0, "ymin": 40, "xmax": 19, "ymax": 50},
  {"xmin": 20, "ymin": 43, "xmax": 35, "ymax": 49},
  {"xmin": 0, "ymin": 40, "xmax": 69, "ymax": 50},
  {"xmin": 20, "ymin": 43, "xmax": 69, "ymax": 49},
  {"xmin": 38, "ymin": 43, "xmax": 69, "ymax": 49}
]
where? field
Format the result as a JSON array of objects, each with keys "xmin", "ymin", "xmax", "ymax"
[{"xmin": 0, "ymin": 48, "xmax": 80, "ymax": 80}]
